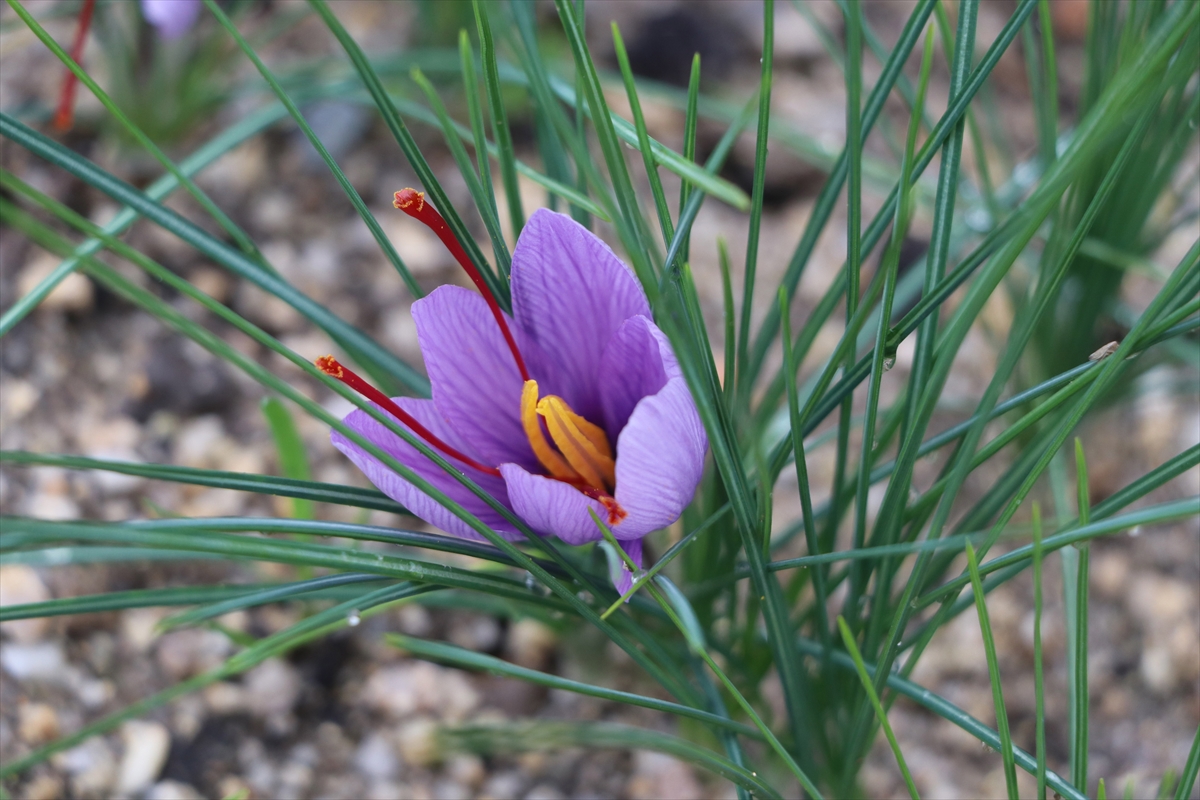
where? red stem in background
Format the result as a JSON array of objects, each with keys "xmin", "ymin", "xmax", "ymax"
[
  {"xmin": 393, "ymin": 188, "xmax": 530, "ymax": 382},
  {"xmin": 316, "ymin": 355, "xmax": 502, "ymax": 477},
  {"xmin": 53, "ymin": 0, "xmax": 96, "ymax": 132}
]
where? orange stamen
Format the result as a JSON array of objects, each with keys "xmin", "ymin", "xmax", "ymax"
[
  {"xmin": 317, "ymin": 355, "xmax": 501, "ymax": 477},
  {"xmin": 53, "ymin": 0, "xmax": 96, "ymax": 132},
  {"xmin": 521, "ymin": 380, "xmax": 578, "ymax": 481},
  {"xmin": 394, "ymin": 188, "xmax": 530, "ymax": 382},
  {"xmin": 537, "ymin": 395, "xmax": 616, "ymax": 493}
]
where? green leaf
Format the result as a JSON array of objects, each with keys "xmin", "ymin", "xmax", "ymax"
[
  {"xmin": 0, "ymin": 451, "xmax": 406, "ymax": 514},
  {"xmin": 837, "ymin": 617, "xmax": 919, "ymax": 799},
  {"xmin": 387, "ymin": 634, "xmax": 759, "ymax": 739},
  {"xmin": 261, "ymin": 398, "xmax": 316, "ymax": 520},
  {"xmin": 440, "ymin": 721, "xmax": 783, "ymax": 799}
]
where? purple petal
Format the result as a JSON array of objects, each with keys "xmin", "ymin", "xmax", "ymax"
[
  {"xmin": 141, "ymin": 0, "xmax": 201, "ymax": 40},
  {"xmin": 612, "ymin": 538, "xmax": 644, "ymax": 596},
  {"xmin": 597, "ymin": 315, "xmax": 680, "ymax": 440},
  {"xmin": 499, "ymin": 464, "xmax": 607, "ymax": 546},
  {"xmin": 331, "ymin": 396, "xmax": 521, "ymax": 540},
  {"xmin": 611, "ymin": 378, "xmax": 708, "ymax": 538},
  {"xmin": 510, "ymin": 209, "xmax": 650, "ymax": 421},
  {"xmin": 413, "ymin": 286, "xmax": 542, "ymax": 472}
]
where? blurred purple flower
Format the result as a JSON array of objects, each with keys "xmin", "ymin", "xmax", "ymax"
[
  {"xmin": 330, "ymin": 208, "xmax": 707, "ymax": 591},
  {"xmin": 141, "ymin": 0, "xmax": 201, "ymax": 40}
]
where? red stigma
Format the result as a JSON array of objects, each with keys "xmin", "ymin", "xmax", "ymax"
[
  {"xmin": 393, "ymin": 189, "xmax": 530, "ymax": 382},
  {"xmin": 53, "ymin": 0, "xmax": 96, "ymax": 132},
  {"xmin": 316, "ymin": 355, "xmax": 502, "ymax": 478},
  {"xmin": 577, "ymin": 485, "xmax": 628, "ymax": 526}
]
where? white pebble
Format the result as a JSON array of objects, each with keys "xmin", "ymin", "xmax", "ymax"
[{"xmin": 117, "ymin": 720, "xmax": 171, "ymax": 796}]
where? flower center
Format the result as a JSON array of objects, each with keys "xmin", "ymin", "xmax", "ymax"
[{"xmin": 521, "ymin": 380, "xmax": 617, "ymax": 492}]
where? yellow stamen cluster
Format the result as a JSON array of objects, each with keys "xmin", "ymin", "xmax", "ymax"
[{"xmin": 521, "ymin": 380, "xmax": 616, "ymax": 493}]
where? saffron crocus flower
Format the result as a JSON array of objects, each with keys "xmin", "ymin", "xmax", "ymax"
[
  {"xmin": 141, "ymin": 0, "xmax": 202, "ymax": 40},
  {"xmin": 322, "ymin": 194, "xmax": 707, "ymax": 591}
]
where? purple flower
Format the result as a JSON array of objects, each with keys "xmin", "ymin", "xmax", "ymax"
[
  {"xmin": 329, "ymin": 208, "xmax": 707, "ymax": 590},
  {"xmin": 141, "ymin": 0, "xmax": 201, "ymax": 40}
]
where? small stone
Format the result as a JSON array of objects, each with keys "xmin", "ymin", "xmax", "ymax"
[
  {"xmin": 18, "ymin": 702, "xmax": 60, "ymax": 744},
  {"xmin": 396, "ymin": 717, "xmax": 440, "ymax": 767},
  {"xmin": 277, "ymin": 760, "xmax": 314, "ymax": 800},
  {"xmin": 446, "ymin": 754, "xmax": 485, "ymax": 790},
  {"xmin": 172, "ymin": 415, "xmax": 225, "ymax": 469},
  {"xmin": 355, "ymin": 733, "xmax": 399, "ymax": 780},
  {"xmin": 1090, "ymin": 552, "xmax": 1129, "ymax": 600},
  {"xmin": 20, "ymin": 774, "xmax": 63, "ymax": 800},
  {"xmin": 145, "ymin": 780, "xmax": 204, "ymax": 800},
  {"xmin": 0, "ymin": 564, "xmax": 52, "ymax": 642},
  {"xmin": 448, "ymin": 615, "xmax": 501, "ymax": 653},
  {"xmin": 203, "ymin": 681, "xmax": 247, "ymax": 715},
  {"xmin": 1141, "ymin": 643, "xmax": 1177, "ymax": 694},
  {"xmin": 522, "ymin": 785, "xmax": 565, "ymax": 800},
  {"xmin": 59, "ymin": 738, "xmax": 116, "ymax": 797},
  {"xmin": 1128, "ymin": 575, "xmax": 1191, "ymax": 625},
  {"xmin": 0, "ymin": 376, "xmax": 39, "ymax": 423},
  {"xmin": 480, "ymin": 771, "xmax": 524, "ymax": 800},
  {"xmin": 117, "ymin": 720, "xmax": 171, "ymax": 796},
  {"xmin": 216, "ymin": 777, "xmax": 252, "ymax": 800},
  {"xmin": 1, "ymin": 641, "xmax": 67, "ymax": 682},
  {"xmin": 17, "ymin": 253, "xmax": 94, "ymax": 313},
  {"xmin": 433, "ymin": 780, "xmax": 470, "ymax": 800},
  {"xmin": 243, "ymin": 658, "xmax": 302, "ymax": 719},
  {"xmin": 396, "ymin": 603, "xmax": 433, "ymax": 637},
  {"xmin": 25, "ymin": 493, "xmax": 80, "ymax": 521},
  {"xmin": 188, "ymin": 267, "xmax": 232, "ymax": 303},
  {"xmin": 505, "ymin": 619, "xmax": 557, "ymax": 670},
  {"xmin": 365, "ymin": 781, "xmax": 406, "ymax": 800},
  {"xmin": 121, "ymin": 608, "xmax": 166, "ymax": 653},
  {"xmin": 628, "ymin": 751, "xmax": 704, "ymax": 800},
  {"xmin": 155, "ymin": 629, "xmax": 233, "ymax": 679},
  {"xmin": 363, "ymin": 662, "xmax": 479, "ymax": 721}
]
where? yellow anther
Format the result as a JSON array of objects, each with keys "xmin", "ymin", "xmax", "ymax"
[
  {"xmin": 521, "ymin": 380, "xmax": 578, "ymax": 481},
  {"xmin": 537, "ymin": 395, "xmax": 616, "ymax": 492}
]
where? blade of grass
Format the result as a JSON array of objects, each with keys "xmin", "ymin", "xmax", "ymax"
[
  {"xmin": 735, "ymin": 0, "xmax": 775, "ymax": 394},
  {"xmin": 837, "ymin": 616, "xmax": 920, "ymax": 800},
  {"xmin": 794, "ymin": 636, "xmax": 1087, "ymax": 800},
  {"xmin": 387, "ymin": 633, "xmax": 760, "ymax": 739},
  {"xmin": 459, "ymin": 28, "xmax": 502, "ymax": 244},
  {"xmin": 965, "ymin": 542, "xmax": 1020, "ymax": 799},
  {"xmin": 780, "ymin": 288, "xmax": 830, "ymax": 652},
  {"xmin": 0, "ymin": 451, "xmax": 405, "ymax": 514},
  {"xmin": 0, "ymin": 585, "xmax": 272, "ymax": 621},
  {"xmin": 1033, "ymin": 503, "xmax": 1048, "ymax": 800},
  {"xmin": 410, "ymin": 66, "xmax": 511, "ymax": 274},
  {"xmin": 541, "ymin": 75, "xmax": 750, "ymax": 212},
  {"xmin": 611, "ymin": 22, "xmax": 674, "ymax": 250},
  {"xmin": 1176, "ymin": 726, "xmax": 1200, "ymax": 800},
  {"xmin": 262, "ymin": 397, "xmax": 315, "ymax": 520},
  {"xmin": 160, "ymin": 573, "xmax": 389, "ymax": 630},
  {"xmin": 441, "ymin": 721, "xmax": 783, "ymax": 799},
  {"xmin": 474, "ymin": 0, "xmax": 524, "ymax": 242},
  {"xmin": 1070, "ymin": 439, "xmax": 1092, "ymax": 792},
  {"xmin": 679, "ymin": 54, "xmax": 701, "ymax": 264}
]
